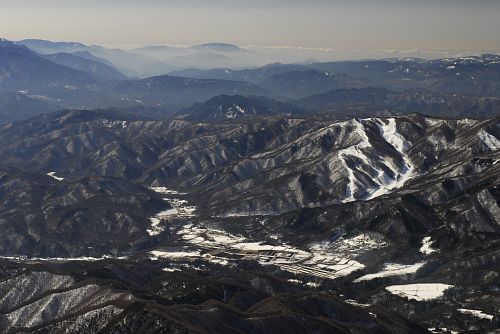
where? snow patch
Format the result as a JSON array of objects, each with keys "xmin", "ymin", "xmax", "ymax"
[
  {"xmin": 147, "ymin": 187, "xmax": 197, "ymax": 236},
  {"xmin": 99, "ymin": 119, "xmax": 128, "ymax": 129},
  {"xmin": 428, "ymin": 328, "xmax": 458, "ymax": 334},
  {"xmin": 338, "ymin": 118, "xmax": 414, "ymax": 202},
  {"xmin": 345, "ymin": 299, "xmax": 371, "ymax": 308},
  {"xmin": 377, "ymin": 118, "xmax": 410, "ymax": 152},
  {"xmin": 458, "ymin": 308, "xmax": 494, "ymax": 320},
  {"xmin": 477, "ymin": 129, "xmax": 500, "ymax": 151},
  {"xmin": 420, "ymin": 236, "xmax": 437, "ymax": 255},
  {"xmin": 147, "ymin": 209, "xmax": 178, "ymax": 236},
  {"xmin": 354, "ymin": 262, "xmax": 425, "ymax": 282},
  {"xmin": 203, "ymin": 255, "xmax": 229, "ymax": 266},
  {"xmin": 216, "ymin": 211, "xmax": 279, "ymax": 218},
  {"xmin": 306, "ymin": 282, "xmax": 320, "ymax": 288},
  {"xmin": 47, "ymin": 172, "xmax": 64, "ymax": 181},
  {"xmin": 368, "ymin": 118, "xmax": 414, "ymax": 199},
  {"xmin": 0, "ymin": 255, "xmax": 127, "ymax": 262},
  {"xmin": 150, "ymin": 250, "xmax": 201, "ymax": 259},
  {"xmin": 386, "ymin": 283, "xmax": 453, "ymax": 301},
  {"xmin": 150, "ymin": 187, "xmax": 187, "ymax": 196},
  {"xmin": 174, "ymin": 226, "xmax": 382, "ymax": 280},
  {"xmin": 338, "ymin": 119, "xmax": 371, "ymax": 202},
  {"xmin": 234, "ymin": 104, "xmax": 245, "ymax": 114}
]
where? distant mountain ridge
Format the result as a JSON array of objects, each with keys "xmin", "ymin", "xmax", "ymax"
[
  {"xmin": 1, "ymin": 37, "xmax": 500, "ymax": 123},
  {"xmin": 176, "ymin": 95, "xmax": 302, "ymax": 121},
  {"xmin": 16, "ymin": 39, "xmax": 249, "ymax": 76},
  {"xmin": 0, "ymin": 39, "xmax": 271, "ymax": 117},
  {"xmin": 15, "ymin": 38, "xmax": 88, "ymax": 54},
  {"xmin": 259, "ymin": 69, "xmax": 369, "ymax": 99},
  {"xmin": 103, "ymin": 75, "xmax": 270, "ymax": 110},
  {"xmin": 170, "ymin": 55, "xmax": 500, "ymax": 97},
  {"xmin": 293, "ymin": 87, "xmax": 500, "ymax": 118},
  {"xmin": 191, "ymin": 43, "xmax": 246, "ymax": 52}
]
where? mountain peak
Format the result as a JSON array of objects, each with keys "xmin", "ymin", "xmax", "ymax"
[
  {"xmin": 191, "ymin": 43, "xmax": 246, "ymax": 52},
  {"xmin": 0, "ymin": 38, "xmax": 18, "ymax": 47}
]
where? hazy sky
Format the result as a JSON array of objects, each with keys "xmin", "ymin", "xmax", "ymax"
[{"xmin": 1, "ymin": 0, "xmax": 499, "ymax": 52}]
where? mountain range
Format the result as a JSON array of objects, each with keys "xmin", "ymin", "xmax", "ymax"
[
  {"xmin": 0, "ymin": 109, "xmax": 498, "ymax": 332},
  {"xmin": 1, "ymin": 110, "xmax": 497, "ymax": 252},
  {"xmin": 0, "ymin": 37, "xmax": 498, "ymax": 333},
  {"xmin": 2, "ymin": 38, "xmax": 500, "ymax": 123}
]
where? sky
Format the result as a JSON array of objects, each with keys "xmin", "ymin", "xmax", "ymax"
[{"xmin": 0, "ymin": 0, "xmax": 499, "ymax": 53}]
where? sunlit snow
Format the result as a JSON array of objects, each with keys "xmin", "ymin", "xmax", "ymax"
[
  {"xmin": 420, "ymin": 236, "xmax": 437, "ymax": 255},
  {"xmin": 338, "ymin": 118, "xmax": 414, "ymax": 202},
  {"xmin": 385, "ymin": 283, "xmax": 453, "ymax": 301},
  {"xmin": 477, "ymin": 129, "xmax": 500, "ymax": 151},
  {"xmin": 147, "ymin": 187, "xmax": 196, "ymax": 236},
  {"xmin": 458, "ymin": 308, "xmax": 494, "ymax": 320},
  {"xmin": 153, "ymin": 226, "xmax": 387, "ymax": 280},
  {"xmin": 354, "ymin": 262, "xmax": 425, "ymax": 282},
  {"xmin": 47, "ymin": 172, "xmax": 64, "ymax": 181}
]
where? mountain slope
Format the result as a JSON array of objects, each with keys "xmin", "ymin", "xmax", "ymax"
[
  {"xmin": 44, "ymin": 52, "xmax": 127, "ymax": 80},
  {"xmin": 0, "ymin": 261, "xmax": 428, "ymax": 333},
  {"xmin": 0, "ymin": 39, "xmax": 98, "ymax": 94},
  {"xmin": 70, "ymin": 50, "xmax": 119, "ymax": 68},
  {"xmin": 0, "ymin": 93, "xmax": 61, "ymax": 124},
  {"xmin": 0, "ymin": 165, "xmax": 170, "ymax": 257}
]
